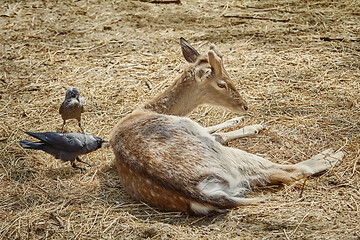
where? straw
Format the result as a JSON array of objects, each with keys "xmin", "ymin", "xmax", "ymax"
[{"xmin": 0, "ymin": 0, "xmax": 359, "ymax": 239}]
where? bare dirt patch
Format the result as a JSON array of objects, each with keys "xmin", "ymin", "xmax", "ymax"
[{"xmin": 1, "ymin": 0, "xmax": 359, "ymax": 239}]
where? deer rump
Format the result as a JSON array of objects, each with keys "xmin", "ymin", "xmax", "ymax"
[{"xmin": 111, "ymin": 112, "xmax": 268, "ymax": 213}]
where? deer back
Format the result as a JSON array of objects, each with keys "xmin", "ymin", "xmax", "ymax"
[{"xmin": 111, "ymin": 111, "xmax": 267, "ymax": 214}]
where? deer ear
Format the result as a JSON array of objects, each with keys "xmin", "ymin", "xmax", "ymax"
[
  {"xmin": 208, "ymin": 50, "xmax": 222, "ymax": 74},
  {"xmin": 180, "ymin": 37, "xmax": 200, "ymax": 63},
  {"xmin": 210, "ymin": 44, "xmax": 223, "ymax": 59}
]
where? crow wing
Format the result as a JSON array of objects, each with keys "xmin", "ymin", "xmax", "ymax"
[{"xmin": 25, "ymin": 132, "xmax": 84, "ymax": 152}]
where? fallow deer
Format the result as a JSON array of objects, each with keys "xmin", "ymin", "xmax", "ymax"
[{"xmin": 110, "ymin": 38, "xmax": 344, "ymax": 215}]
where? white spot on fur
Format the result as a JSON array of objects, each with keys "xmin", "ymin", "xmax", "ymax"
[
  {"xmin": 190, "ymin": 202, "xmax": 215, "ymax": 215},
  {"xmin": 197, "ymin": 177, "xmax": 249, "ymax": 199}
]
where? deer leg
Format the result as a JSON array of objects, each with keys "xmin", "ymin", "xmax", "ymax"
[
  {"xmin": 206, "ymin": 117, "xmax": 244, "ymax": 133},
  {"xmin": 295, "ymin": 148, "xmax": 344, "ymax": 175},
  {"xmin": 213, "ymin": 124, "xmax": 265, "ymax": 144},
  {"xmin": 266, "ymin": 148, "xmax": 344, "ymax": 184}
]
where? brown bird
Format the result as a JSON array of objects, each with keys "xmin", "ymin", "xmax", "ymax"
[{"xmin": 59, "ymin": 87, "xmax": 84, "ymax": 133}]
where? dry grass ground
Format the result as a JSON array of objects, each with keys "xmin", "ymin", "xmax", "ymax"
[{"xmin": 1, "ymin": 0, "xmax": 359, "ymax": 239}]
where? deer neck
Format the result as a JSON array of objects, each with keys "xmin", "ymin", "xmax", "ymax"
[{"xmin": 142, "ymin": 69, "xmax": 202, "ymax": 116}]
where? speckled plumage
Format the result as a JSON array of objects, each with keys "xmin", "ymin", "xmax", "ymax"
[{"xmin": 59, "ymin": 87, "xmax": 84, "ymax": 133}]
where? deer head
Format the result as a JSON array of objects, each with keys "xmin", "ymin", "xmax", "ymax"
[
  {"xmin": 143, "ymin": 38, "xmax": 248, "ymax": 116},
  {"xmin": 180, "ymin": 37, "xmax": 248, "ymax": 114}
]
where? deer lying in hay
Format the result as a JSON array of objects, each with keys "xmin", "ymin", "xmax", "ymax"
[{"xmin": 110, "ymin": 38, "xmax": 344, "ymax": 215}]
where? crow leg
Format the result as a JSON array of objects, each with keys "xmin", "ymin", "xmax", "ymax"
[
  {"xmin": 76, "ymin": 157, "xmax": 93, "ymax": 167},
  {"xmin": 78, "ymin": 121, "xmax": 85, "ymax": 134},
  {"xmin": 61, "ymin": 120, "xmax": 66, "ymax": 133},
  {"xmin": 71, "ymin": 161, "xmax": 86, "ymax": 171}
]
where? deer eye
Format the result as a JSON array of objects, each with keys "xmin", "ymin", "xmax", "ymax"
[{"xmin": 217, "ymin": 81, "xmax": 227, "ymax": 89}]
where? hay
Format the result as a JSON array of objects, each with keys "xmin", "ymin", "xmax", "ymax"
[{"xmin": 1, "ymin": 0, "xmax": 359, "ymax": 239}]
